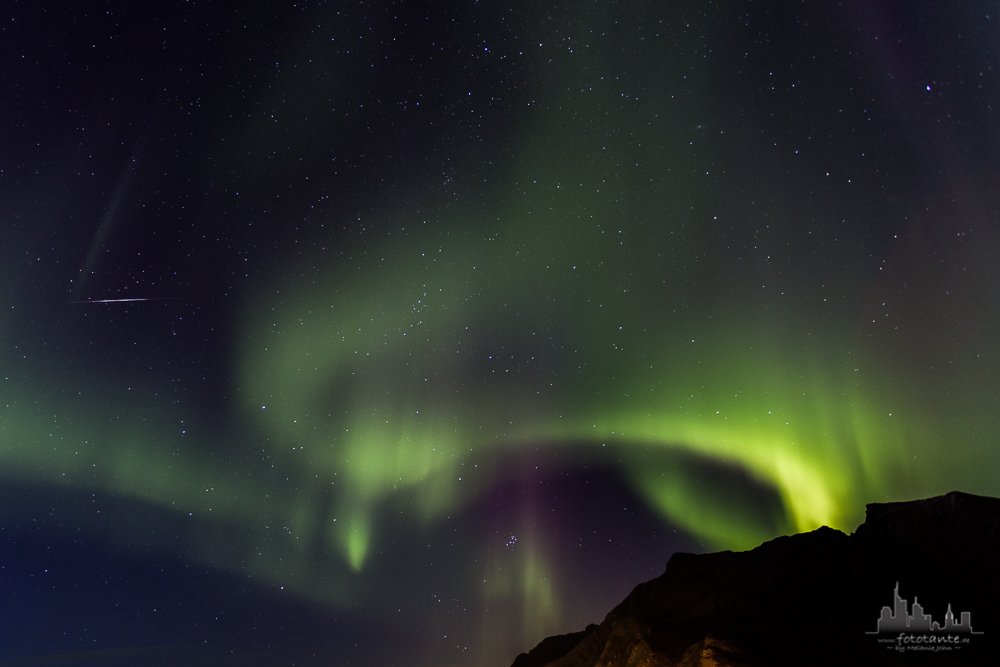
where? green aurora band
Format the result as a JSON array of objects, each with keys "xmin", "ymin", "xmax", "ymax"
[
  {"xmin": 234, "ymin": 181, "xmax": 996, "ymax": 575},
  {"xmin": 3, "ymin": 3, "xmax": 999, "ymax": 652}
]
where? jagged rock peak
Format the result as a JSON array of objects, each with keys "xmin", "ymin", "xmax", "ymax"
[{"xmin": 512, "ymin": 491, "xmax": 1000, "ymax": 667}]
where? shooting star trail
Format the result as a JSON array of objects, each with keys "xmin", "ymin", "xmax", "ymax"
[{"xmin": 69, "ymin": 298, "xmax": 182, "ymax": 304}]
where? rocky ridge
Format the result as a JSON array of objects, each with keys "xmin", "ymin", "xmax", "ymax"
[{"xmin": 512, "ymin": 491, "xmax": 1000, "ymax": 667}]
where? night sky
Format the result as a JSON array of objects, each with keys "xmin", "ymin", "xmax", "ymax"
[{"xmin": 2, "ymin": 1, "xmax": 999, "ymax": 665}]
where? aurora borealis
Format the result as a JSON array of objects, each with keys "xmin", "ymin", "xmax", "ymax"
[{"xmin": 3, "ymin": 1, "xmax": 1000, "ymax": 665}]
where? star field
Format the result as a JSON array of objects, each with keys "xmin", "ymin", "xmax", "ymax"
[{"xmin": 2, "ymin": 1, "xmax": 999, "ymax": 665}]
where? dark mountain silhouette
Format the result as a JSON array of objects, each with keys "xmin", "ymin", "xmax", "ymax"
[{"xmin": 512, "ymin": 491, "xmax": 1000, "ymax": 667}]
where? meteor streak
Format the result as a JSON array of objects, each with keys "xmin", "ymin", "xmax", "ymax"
[{"xmin": 69, "ymin": 297, "xmax": 181, "ymax": 304}]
